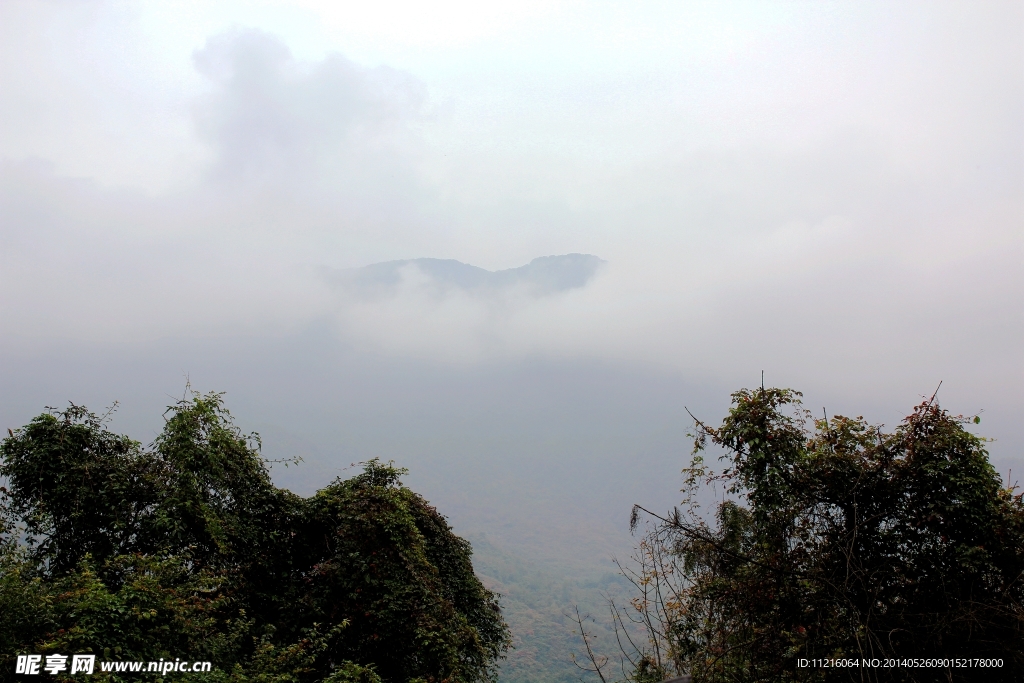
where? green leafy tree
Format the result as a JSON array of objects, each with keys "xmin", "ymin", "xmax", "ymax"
[
  {"xmin": 578, "ymin": 387, "xmax": 1024, "ymax": 682},
  {"xmin": 1, "ymin": 392, "xmax": 510, "ymax": 683}
]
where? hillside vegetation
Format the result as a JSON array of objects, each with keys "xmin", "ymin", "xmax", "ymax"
[
  {"xmin": 4, "ymin": 386, "xmax": 1020, "ymax": 683},
  {"xmin": 0, "ymin": 393, "xmax": 509, "ymax": 683},
  {"xmin": 580, "ymin": 388, "xmax": 1024, "ymax": 682}
]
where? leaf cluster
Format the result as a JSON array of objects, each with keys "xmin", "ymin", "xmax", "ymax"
[
  {"xmin": 594, "ymin": 388, "xmax": 1023, "ymax": 683},
  {"xmin": 0, "ymin": 393, "xmax": 510, "ymax": 683}
]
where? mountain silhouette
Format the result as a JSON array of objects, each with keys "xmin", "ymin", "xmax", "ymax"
[{"xmin": 328, "ymin": 254, "xmax": 605, "ymax": 297}]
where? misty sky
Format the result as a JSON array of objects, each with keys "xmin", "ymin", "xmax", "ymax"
[{"xmin": 1, "ymin": 1, "xmax": 1022, "ymax": 569}]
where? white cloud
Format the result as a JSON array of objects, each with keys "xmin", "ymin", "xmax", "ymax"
[
  {"xmin": 192, "ymin": 29, "xmax": 426, "ymax": 192},
  {"xmin": 0, "ymin": 2, "xmax": 1019, "ymax": 404}
]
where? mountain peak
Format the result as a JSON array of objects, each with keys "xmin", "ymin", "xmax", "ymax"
[{"xmin": 328, "ymin": 254, "xmax": 606, "ymax": 297}]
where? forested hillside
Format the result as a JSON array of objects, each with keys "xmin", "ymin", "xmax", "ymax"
[{"xmin": 469, "ymin": 536, "xmax": 634, "ymax": 683}]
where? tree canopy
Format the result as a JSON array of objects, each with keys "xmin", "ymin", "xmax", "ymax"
[
  {"xmin": 578, "ymin": 387, "xmax": 1024, "ymax": 683},
  {"xmin": 0, "ymin": 393, "xmax": 510, "ymax": 683}
]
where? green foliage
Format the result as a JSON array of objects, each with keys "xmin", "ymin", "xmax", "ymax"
[
  {"xmin": 608, "ymin": 388, "xmax": 1023, "ymax": 682},
  {"xmin": 295, "ymin": 460, "xmax": 509, "ymax": 682},
  {"xmin": 1, "ymin": 393, "xmax": 510, "ymax": 683},
  {"xmin": 0, "ymin": 404, "xmax": 155, "ymax": 574}
]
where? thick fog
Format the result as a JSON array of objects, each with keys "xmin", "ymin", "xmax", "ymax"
[{"xmin": 1, "ymin": 1, "xmax": 1021, "ymax": 570}]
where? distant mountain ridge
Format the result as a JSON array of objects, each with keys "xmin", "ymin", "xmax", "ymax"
[{"xmin": 328, "ymin": 254, "xmax": 606, "ymax": 297}]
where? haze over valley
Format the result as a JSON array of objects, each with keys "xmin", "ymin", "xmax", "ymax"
[{"xmin": 1, "ymin": 2, "xmax": 1021, "ymax": 680}]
